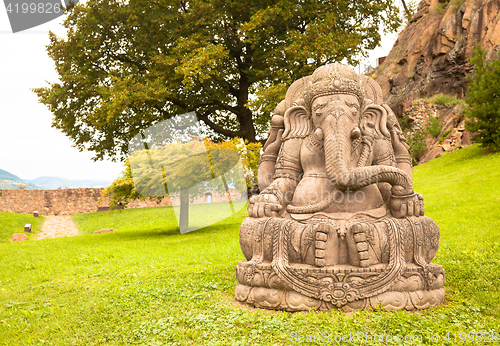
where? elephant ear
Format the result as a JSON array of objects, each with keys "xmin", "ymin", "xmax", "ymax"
[
  {"xmin": 361, "ymin": 76, "xmax": 383, "ymax": 105},
  {"xmin": 285, "ymin": 76, "xmax": 312, "ymax": 109},
  {"xmin": 362, "ymin": 104, "xmax": 390, "ymax": 138},
  {"xmin": 282, "ymin": 105, "xmax": 312, "ymax": 140},
  {"xmin": 262, "ymin": 100, "xmax": 285, "ymax": 152}
]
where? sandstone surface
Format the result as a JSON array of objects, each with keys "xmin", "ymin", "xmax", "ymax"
[{"xmin": 373, "ymin": 0, "xmax": 500, "ymax": 116}]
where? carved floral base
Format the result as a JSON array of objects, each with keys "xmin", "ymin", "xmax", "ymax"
[
  {"xmin": 235, "ymin": 262, "xmax": 445, "ymax": 312},
  {"xmin": 236, "ymin": 284, "xmax": 445, "ymax": 312}
]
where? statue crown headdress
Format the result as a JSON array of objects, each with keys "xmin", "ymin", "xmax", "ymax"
[{"xmin": 303, "ymin": 63, "xmax": 365, "ymax": 108}]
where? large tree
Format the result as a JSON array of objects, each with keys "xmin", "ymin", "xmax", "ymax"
[{"xmin": 35, "ymin": 0, "xmax": 401, "ymax": 161}]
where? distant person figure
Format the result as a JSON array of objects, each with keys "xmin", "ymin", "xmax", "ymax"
[{"xmin": 119, "ymin": 201, "xmax": 124, "ymax": 209}]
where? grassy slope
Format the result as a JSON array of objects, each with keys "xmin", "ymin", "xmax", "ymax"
[
  {"xmin": 0, "ymin": 212, "xmax": 45, "ymax": 243},
  {"xmin": 0, "ymin": 145, "xmax": 498, "ymax": 345},
  {"xmin": 412, "ymin": 145, "xmax": 500, "ymax": 316}
]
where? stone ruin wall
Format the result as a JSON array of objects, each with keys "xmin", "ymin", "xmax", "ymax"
[
  {"xmin": 0, "ymin": 188, "xmax": 245, "ymax": 215},
  {"xmin": 0, "ymin": 188, "xmax": 125, "ymax": 215}
]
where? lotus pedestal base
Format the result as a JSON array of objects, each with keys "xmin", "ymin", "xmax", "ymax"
[{"xmin": 235, "ymin": 262, "xmax": 445, "ymax": 312}]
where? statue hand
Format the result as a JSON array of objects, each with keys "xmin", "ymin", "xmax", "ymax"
[
  {"xmin": 248, "ymin": 193, "xmax": 282, "ymax": 218},
  {"xmin": 389, "ymin": 192, "xmax": 425, "ymax": 218},
  {"xmin": 264, "ymin": 129, "xmax": 284, "ymax": 155},
  {"xmin": 389, "ymin": 125, "xmax": 410, "ymax": 157}
]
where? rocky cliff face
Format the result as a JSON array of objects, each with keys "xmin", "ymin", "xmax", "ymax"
[
  {"xmin": 401, "ymin": 100, "xmax": 473, "ymax": 163},
  {"xmin": 373, "ymin": 0, "xmax": 500, "ymax": 116}
]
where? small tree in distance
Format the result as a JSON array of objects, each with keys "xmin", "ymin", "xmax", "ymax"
[
  {"xmin": 465, "ymin": 44, "xmax": 500, "ymax": 152},
  {"xmin": 101, "ymin": 138, "xmax": 260, "ymax": 209},
  {"xmin": 101, "ymin": 137, "xmax": 260, "ymax": 232}
]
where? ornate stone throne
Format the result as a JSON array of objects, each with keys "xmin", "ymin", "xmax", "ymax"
[{"xmin": 235, "ymin": 64, "xmax": 444, "ymax": 312}]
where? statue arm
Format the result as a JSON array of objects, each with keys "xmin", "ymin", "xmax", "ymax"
[
  {"xmin": 387, "ymin": 123, "xmax": 425, "ymax": 217},
  {"xmin": 390, "ymin": 128, "xmax": 413, "ymax": 178},
  {"xmin": 249, "ymin": 138, "xmax": 303, "ymax": 218},
  {"xmin": 258, "ymin": 126, "xmax": 284, "ymax": 191}
]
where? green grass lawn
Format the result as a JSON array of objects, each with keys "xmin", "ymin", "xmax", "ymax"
[
  {"xmin": 0, "ymin": 145, "xmax": 499, "ymax": 345},
  {"xmin": 0, "ymin": 212, "xmax": 44, "ymax": 243}
]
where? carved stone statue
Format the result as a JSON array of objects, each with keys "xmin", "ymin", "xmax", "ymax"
[{"xmin": 235, "ymin": 64, "xmax": 444, "ymax": 312}]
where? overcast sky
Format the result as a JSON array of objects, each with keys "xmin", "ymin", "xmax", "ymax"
[{"xmin": 0, "ymin": 6, "xmax": 398, "ymax": 181}]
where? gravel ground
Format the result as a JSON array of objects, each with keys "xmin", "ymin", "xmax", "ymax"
[{"xmin": 37, "ymin": 215, "xmax": 79, "ymax": 240}]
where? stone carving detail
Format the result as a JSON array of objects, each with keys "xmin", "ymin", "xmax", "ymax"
[{"xmin": 236, "ymin": 63, "xmax": 444, "ymax": 312}]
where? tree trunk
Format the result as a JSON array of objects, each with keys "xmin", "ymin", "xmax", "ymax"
[
  {"xmin": 401, "ymin": 0, "xmax": 411, "ymax": 17},
  {"xmin": 179, "ymin": 189, "xmax": 189, "ymax": 233},
  {"xmin": 240, "ymin": 109, "xmax": 257, "ymax": 143},
  {"xmin": 237, "ymin": 71, "xmax": 257, "ymax": 143}
]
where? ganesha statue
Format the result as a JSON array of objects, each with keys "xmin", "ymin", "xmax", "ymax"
[{"xmin": 235, "ymin": 64, "xmax": 445, "ymax": 312}]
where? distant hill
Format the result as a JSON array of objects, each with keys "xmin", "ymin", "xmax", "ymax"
[
  {"xmin": 0, "ymin": 168, "xmax": 112, "ymax": 190},
  {"xmin": 0, "ymin": 169, "xmax": 39, "ymax": 189},
  {"xmin": 24, "ymin": 176, "xmax": 112, "ymax": 190},
  {"xmin": 0, "ymin": 179, "xmax": 14, "ymax": 189},
  {"xmin": 0, "ymin": 169, "xmax": 21, "ymax": 182}
]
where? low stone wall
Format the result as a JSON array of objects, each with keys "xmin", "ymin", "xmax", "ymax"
[
  {"xmin": 0, "ymin": 188, "xmax": 111, "ymax": 215},
  {"xmin": 0, "ymin": 188, "xmax": 246, "ymax": 215}
]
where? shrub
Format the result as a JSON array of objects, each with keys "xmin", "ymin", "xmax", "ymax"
[
  {"xmin": 465, "ymin": 44, "xmax": 500, "ymax": 152},
  {"xmin": 403, "ymin": 128, "xmax": 428, "ymax": 166},
  {"xmin": 432, "ymin": 2, "xmax": 448, "ymax": 14},
  {"xmin": 400, "ymin": 116, "xmax": 443, "ymax": 165},
  {"xmin": 451, "ymin": 0, "xmax": 466, "ymax": 10},
  {"xmin": 427, "ymin": 117, "xmax": 443, "ymax": 137},
  {"xmin": 440, "ymin": 129, "xmax": 453, "ymax": 144},
  {"xmin": 425, "ymin": 93, "xmax": 465, "ymax": 108},
  {"xmin": 401, "ymin": 0, "xmax": 418, "ymax": 25}
]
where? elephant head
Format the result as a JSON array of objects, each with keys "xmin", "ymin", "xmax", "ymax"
[{"xmin": 283, "ymin": 64, "xmax": 415, "ymax": 215}]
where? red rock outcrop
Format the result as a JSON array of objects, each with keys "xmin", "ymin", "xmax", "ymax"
[
  {"xmin": 373, "ymin": 0, "xmax": 500, "ymax": 116},
  {"xmin": 401, "ymin": 99, "xmax": 473, "ymax": 163}
]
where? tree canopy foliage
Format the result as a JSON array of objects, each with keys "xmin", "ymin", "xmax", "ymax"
[
  {"xmin": 465, "ymin": 45, "xmax": 500, "ymax": 152},
  {"xmin": 34, "ymin": 0, "xmax": 401, "ymax": 161}
]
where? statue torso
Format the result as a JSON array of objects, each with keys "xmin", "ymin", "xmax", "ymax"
[{"xmin": 291, "ymin": 134, "xmax": 384, "ymax": 214}]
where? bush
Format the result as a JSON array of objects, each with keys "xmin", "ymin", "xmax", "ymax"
[
  {"xmin": 432, "ymin": 1, "xmax": 447, "ymax": 13},
  {"xmin": 451, "ymin": 0, "xmax": 466, "ymax": 10},
  {"xmin": 465, "ymin": 45, "xmax": 500, "ymax": 152},
  {"xmin": 440, "ymin": 129, "xmax": 453, "ymax": 144},
  {"xmin": 425, "ymin": 93, "xmax": 465, "ymax": 108},
  {"xmin": 401, "ymin": 0, "xmax": 418, "ymax": 25},
  {"xmin": 403, "ymin": 128, "xmax": 428, "ymax": 166},
  {"xmin": 427, "ymin": 117, "xmax": 443, "ymax": 137},
  {"xmin": 400, "ymin": 116, "xmax": 443, "ymax": 165}
]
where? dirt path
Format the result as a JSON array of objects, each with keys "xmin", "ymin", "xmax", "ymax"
[{"xmin": 37, "ymin": 215, "xmax": 79, "ymax": 240}]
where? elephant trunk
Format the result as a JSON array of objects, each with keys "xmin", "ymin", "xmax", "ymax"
[{"xmin": 323, "ymin": 126, "xmax": 413, "ymax": 194}]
